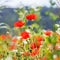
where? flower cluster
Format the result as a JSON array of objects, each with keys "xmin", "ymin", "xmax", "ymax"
[{"xmin": 0, "ymin": 13, "xmax": 60, "ymax": 60}]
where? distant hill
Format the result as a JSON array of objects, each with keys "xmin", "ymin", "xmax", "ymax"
[
  {"xmin": 0, "ymin": 8, "xmax": 18, "ymax": 27},
  {"xmin": 0, "ymin": 7, "xmax": 60, "ymax": 34},
  {"xmin": 40, "ymin": 7, "xmax": 60, "ymax": 30}
]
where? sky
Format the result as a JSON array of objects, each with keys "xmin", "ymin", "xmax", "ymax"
[{"xmin": 0, "ymin": 0, "xmax": 57, "ymax": 8}]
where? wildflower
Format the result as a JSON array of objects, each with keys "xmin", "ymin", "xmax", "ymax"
[
  {"xmin": 9, "ymin": 45, "xmax": 16, "ymax": 50},
  {"xmin": 16, "ymin": 36, "xmax": 22, "ymax": 40},
  {"xmin": 55, "ymin": 43, "xmax": 60, "ymax": 50},
  {"xmin": 35, "ymin": 36, "xmax": 43, "ymax": 42},
  {"xmin": 21, "ymin": 31, "xmax": 30, "ymax": 39},
  {"xmin": 53, "ymin": 55, "xmax": 60, "ymax": 60},
  {"xmin": 56, "ymin": 28, "xmax": 60, "ymax": 35},
  {"xmin": 55, "ymin": 24, "xmax": 60, "ymax": 28},
  {"xmin": 30, "ymin": 49, "xmax": 39, "ymax": 56},
  {"xmin": 53, "ymin": 55, "xmax": 57, "ymax": 59},
  {"xmin": 47, "ymin": 44, "xmax": 53, "ymax": 50},
  {"xmin": 36, "ymin": 42, "xmax": 42, "ymax": 48},
  {"xmin": 12, "ymin": 37, "xmax": 17, "ymax": 43},
  {"xmin": 26, "ymin": 14, "xmax": 37, "ymax": 20},
  {"xmin": 30, "ymin": 42, "xmax": 37, "ymax": 49},
  {"xmin": 0, "ymin": 34, "xmax": 6, "ymax": 40},
  {"xmin": 6, "ymin": 32, "xmax": 12, "ymax": 38},
  {"xmin": 44, "ymin": 30, "xmax": 52, "ymax": 36},
  {"xmin": 7, "ymin": 35, "xmax": 12, "ymax": 39},
  {"xmin": 5, "ymin": 55, "xmax": 12, "ymax": 60},
  {"xmin": 23, "ymin": 40, "xmax": 27, "ymax": 44},
  {"xmin": 25, "ymin": 29, "xmax": 30, "ymax": 33},
  {"xmin": 14, "ymin": 21, "xmax": 25, "ymax": 27},
  {"xmin": 12, "ymin": 50, "xmax": 18, "ymax": 53}
]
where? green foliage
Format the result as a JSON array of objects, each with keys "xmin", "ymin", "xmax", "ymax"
[{"xmin": 50, "ymin": 13, "xmax": 58, "ymax": 21}]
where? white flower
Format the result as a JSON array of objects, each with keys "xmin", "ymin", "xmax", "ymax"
[
  {"xmin": 48, "ymin": 45, "xmax": 53, "ymax": 50},
  {"xmin": 25, "ymin": 10, "xmax": 28, "ymax": 13},
  {"xmin": 25, "ymin": 29, "xmax": 30, "ymax": 33},
  {"xmin": 53, "ymin": 55, "xmax": 57, "ymax": 59},
  {"xmin": 55, "ymin": 24, "xmax": 60, "ymax": 28},
  {"xmin": 34, "ymin": 8, "xmax": 38, "ymax": 11},
  {"xmin": 6, "ymin": 31, "xmax": 10, "ymax": 34},
  {"xmin": 58, "ymin": 46, "xmax": 60, "ymax": 49},
  {"xmin": 5, "ymin": 55, "xmax": 12, "ymax": 60},
  {"xmin": 56, "ymin": 43, "xmax": 60, "ymax": 49},
  {"xmin": 56, "ymin": 28, "xmax": 60, "ymax": 35},
  {"xmin": 20, "ymin": 52, "xmax": 24, "ymax": 54},
  {"xmin": 23, "ymin": 40, "xmax": 27, "ymax": 44},
  {"xmin": 17, "ymin": 36, "xmax": 22, "ymax": 40},
  {"xmin": 12, "ymin": 50, "xmax": 18, "ymax": 53}
]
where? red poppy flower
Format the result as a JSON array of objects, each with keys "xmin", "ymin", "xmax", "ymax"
[
  {"xmin": 14, "ymin": 21, "xmax": 25, "ymax": 27},
  {"xmin": 44, "ymin": 30, "xmax": 52, "ymax": 36},
  {"xmin": 30, "ymin": 49, "xmax": 39, "ymax": 56},
  {"xmin": 36, "ymin": 42, "xmax": 42, "ymax": 48},
  {"xmin": 21, "ymin": 31, "xmax": 30, "ymax": 39},
  {"xmin": 35, "ymin": 36, "xmax": 43, "ymax": 42},
  {"xmin": 9, "ymin": 45, "xmax": 16, "ymax": 50},
  {"xmin": 30, "ymin": 42, "xmax": 37, "ymax": 49},
  {"xmin": 30, "ymin": 51, "xmax": 37, "ymax": 57},
  {"xmin": 12, "ymin": 37, "xmax": 17, "ymax": 43},
  {"xmin": 1, "ymin": 34, "xmax": 6, "ymax": 40},
  {"xmin": 26, "ymin": 14, "xmax": 37, "ymax": 20},
  {"xmin": 7, "ymin": 35, "xmax": 12, "ymax": 39}
]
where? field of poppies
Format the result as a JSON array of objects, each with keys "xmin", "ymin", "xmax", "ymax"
[{"xmin": 0, "ymin": 4, "xmax": 60, "ymax": 60}]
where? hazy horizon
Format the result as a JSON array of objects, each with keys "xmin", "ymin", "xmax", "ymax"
[{"xmin": 0, "ymin": 0, "xmax": 57, "ymax": 8}]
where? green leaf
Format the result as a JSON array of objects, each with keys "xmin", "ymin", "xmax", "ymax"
[
  {"xmin": 50, "ymin": 13, "xmax": 58, "ymax": 21},
  {"xmin": 45, "ymin": 11, "xmax": 49, "ymax": 15},
  {"xmin": 55, "ymin": 50, "xmax": 60, "ymax": 56}
]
